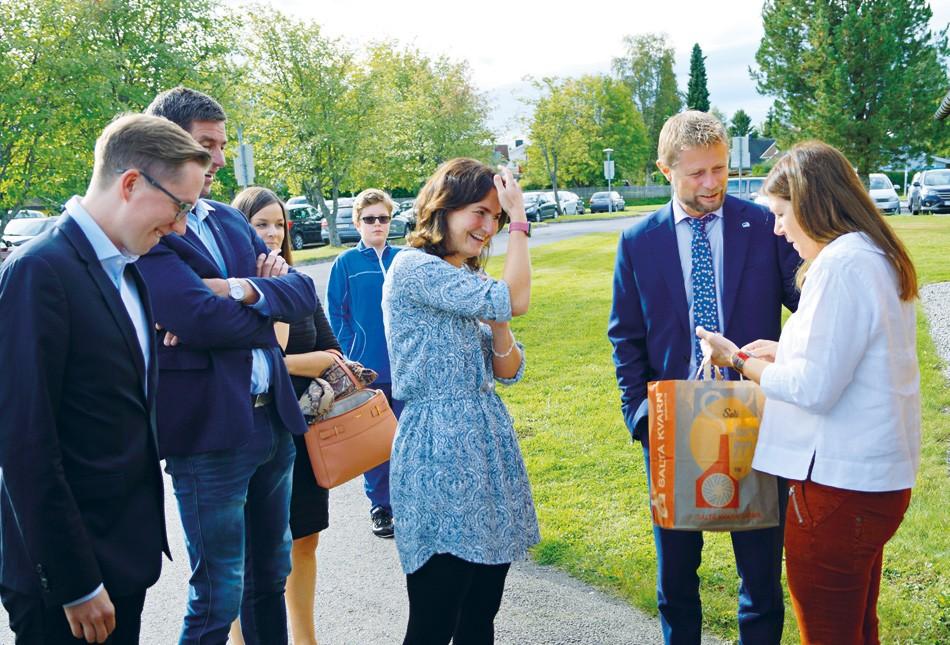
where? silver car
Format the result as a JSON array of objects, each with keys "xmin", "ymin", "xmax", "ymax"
[{"xmin": 868, "ymin": 173, "xmax": 900, "ymax": 215}]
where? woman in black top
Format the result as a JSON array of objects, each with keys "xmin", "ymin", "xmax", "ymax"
[{"xmin": 232, "ymin": 187, "xmax": 338, "ymax": 645}]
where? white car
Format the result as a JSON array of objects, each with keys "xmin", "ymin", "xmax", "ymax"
[
  {"xmin": 542, "ymin": 191, "xmax": 585, "ymax": 215},
  {"xmin": 726, "ymin": 177, "xmax": 769, "ymax": 206},
  {"xmin": 868, "ymin": 173, "xmax": 900, "ymax": 215}
]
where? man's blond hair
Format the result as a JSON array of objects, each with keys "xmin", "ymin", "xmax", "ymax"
[
  {"xmin": 90, "ymin": 113, "xmax": 210, "ymax": 191},
  {"xmin": 657, "ymin": 110, "xmax": 728, "ymax": 167},
  {"xmin": 352, "ymin": 188, "xmax": 395, "ymax": 224}
]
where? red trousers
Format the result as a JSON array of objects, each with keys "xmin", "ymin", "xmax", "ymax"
[{"xmin": 785, "ymin": 479, "xmax": 911, "ymax": 645}]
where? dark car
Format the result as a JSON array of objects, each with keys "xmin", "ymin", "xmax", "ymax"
[
  {"xmin": 522, "ymin": 192, "xmax": 558, "ymax": 222},
  {"xmin": 286, "ymin": 204, "xmax": 324, "ymax": 250},
  {"xmin": 2, "ymin": 216, "xmax": 61, "ymax": 247},
  {"xmin": 908, "ymin": 169, "xmax": 950, "ymax": 214},
  {"xmin": 0, "ymin": 240, "xmax": 11, "ymax": 264},
  {"xmin": 320, "ymin": 206, "xmax": 409, "ymax": 244},
  {"xmin": 588, "ymin": 191, "xmax": 625, "ymax": 213}
]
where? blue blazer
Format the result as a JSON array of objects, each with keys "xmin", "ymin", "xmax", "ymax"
[
  {"xmin": 0, "ymin": 215, "xmax": 168, "ymax": 605},
  {"xmin": 608, "ymin": 196, "xmax": 801, "ymax": 441},
  {"xmin": 137, "ymin": 200, "xmax": 317, "ymax": 457}
]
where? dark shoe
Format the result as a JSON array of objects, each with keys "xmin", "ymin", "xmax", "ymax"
[{"xmin": 371, "ymin": 506, "xmax": 394, "ymax": 538}]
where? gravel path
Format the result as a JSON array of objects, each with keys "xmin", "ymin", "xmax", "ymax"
[{"xmin": 921, "ymin": 282, "xmax": 950, "ymax": 382}]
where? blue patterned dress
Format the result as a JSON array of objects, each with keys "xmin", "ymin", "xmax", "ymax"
[{"xmin": 382, "ymin": 249, "xmax": 540, "ymax": 575}]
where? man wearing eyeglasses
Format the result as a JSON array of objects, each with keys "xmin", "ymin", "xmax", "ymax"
[
  {"xmin": 326, "ymin": 188, "xmax": 404, "ymax": 539},
  {"xmin": 137, "ymin": 87, "xmax": 317, "ymax": 644},
  {"xmin": 0, "ymin": 114, "xmax": 209, "ymax": 644}
]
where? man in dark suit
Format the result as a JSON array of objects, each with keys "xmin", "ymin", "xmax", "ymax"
[
  {"xmin": 137, "ymin": 87, "xmax": 317, "ymax": 644},
  {"xmin": 608, "ymin": 110, "xmax": 800, "ymax": 644},
  {"xmin": 0, "ymin": 114, "xmax": 210, "ymax": 644}
]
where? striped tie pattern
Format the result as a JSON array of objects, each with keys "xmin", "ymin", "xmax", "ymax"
[{"xmin": 689, "ymin": 214, "xmax": 719, "ymax": 372}]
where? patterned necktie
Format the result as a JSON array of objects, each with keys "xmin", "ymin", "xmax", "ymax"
[{"xmin": 689, "ymin": 214, "xmax": 719, "ymax": 371}]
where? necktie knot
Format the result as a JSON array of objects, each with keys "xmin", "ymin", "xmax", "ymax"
[{"xmin": 688, "ymin": 213, "xmax": 716, "ymax": 235}]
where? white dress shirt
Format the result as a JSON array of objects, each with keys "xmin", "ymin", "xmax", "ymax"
[{"xmin": 753, "ymin": 232, "xmax": 921, "ymax": 491}]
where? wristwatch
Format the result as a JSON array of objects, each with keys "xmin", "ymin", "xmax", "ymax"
[
  {"xmin": 227, "ymin": 278, "xmax": 246, "ymax": 302},
  {"xmin": 731, "ymin": 350, "xmax": 752, "ymax": 372},
  {"xmin": 509, "ymin": 221, "xmax": 531, "ymax": 237}
]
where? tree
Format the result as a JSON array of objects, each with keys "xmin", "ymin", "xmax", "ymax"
[
  {"xmin": 612, "ymin": 33, "xmax": 683, "ymax": 177},
  {"xmin": 754, "ymin": 0, "xmax": 950, "ymax": 177},
  {"xmin": 0, "ymin": 0, "xmax": 239, "ymax": 221},
  {"xmin": 760, "ymin": 106, "xmax": 779, "ymax": 138},
  {"xmin": 729, "ymin": 109, "xmax": 756, "ymax": 137},
  {"xmin": 242, "ymin": 8, "xmax": 373, "ymax": 246},
  {"xmin": 686, "ymin": 44, "xmax": 710, "ymax": 111},
  {"xmin": 349, "ymin": 43, "xmax": 492, "ymax": 194}
]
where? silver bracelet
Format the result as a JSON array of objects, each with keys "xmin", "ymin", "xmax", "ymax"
[{"xmin": 492, "ymin": 330, "xmax": 517, "ymax": 358}]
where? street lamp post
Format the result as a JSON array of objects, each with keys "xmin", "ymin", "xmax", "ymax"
[{"xmin": 603, "ymin": 148, "xmax": 615, "ymax": 213}]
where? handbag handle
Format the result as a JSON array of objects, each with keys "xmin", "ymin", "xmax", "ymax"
[{"xmin": 326, "ymin": 350, "xmax": 365, "ymax": 392}]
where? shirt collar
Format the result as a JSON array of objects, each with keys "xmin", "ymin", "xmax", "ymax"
[
  {"xmin": 191, "ymin": 198, "xmax": 215, "ymax": 223},
  {"xmin": 672, "ymin": 198, "xmax": 724, "ymax": 225},
  {"xmin": 65, "ymin": 196, "xmax": 138, "ymax": 268}
]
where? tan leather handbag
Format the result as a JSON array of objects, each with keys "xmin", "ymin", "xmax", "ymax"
[{"xmin": 303, "ymin": 353, "xmax": 397, "ymax": 488}]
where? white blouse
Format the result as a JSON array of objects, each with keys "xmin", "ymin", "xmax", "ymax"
[{"xmin": 753, "ymin": 232, "xmax": 921, "ymax": 491}]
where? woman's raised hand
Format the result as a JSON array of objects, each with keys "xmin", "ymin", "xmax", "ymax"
[
  {"xmin": 741, "ymin": 339, "xmax": 779, "ymax": 363},
  {"xmin": 493, "ymin": 166, "xmax": 526, "ymax": 223}
]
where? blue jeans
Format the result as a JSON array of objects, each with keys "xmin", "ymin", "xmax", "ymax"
[
  {"xmin": 364, "ymin": 383, "xmax": 403, "ymax": 512},
  {"xmin": 165, "ymin": 405, "xmax": 296, "ymax": 645},
  {"xmin": 641, "ymin": 441, "xmax": 786, "ymax": 645}
]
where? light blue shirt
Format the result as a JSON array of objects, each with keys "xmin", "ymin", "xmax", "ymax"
[
  {"xmin": 63, "ymin": 196, "xmax": 150, "ymax": 608},
  {"xmin": 187, "ymin": 201, "xmax": 271, "ymax": 394},
  {"xmin": 672, "ymin": 199, "xmax": 725, "ymax": 374}
]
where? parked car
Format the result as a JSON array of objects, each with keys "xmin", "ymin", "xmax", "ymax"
[
  {"xmin": 286, "ymin": 195, "xmax": 309, "ymax": 206},
  {"xmin": 320, "ymin": 206, "xmax": 409, "ymax": 244},
  {"xmin": 588, "ymin": 191, "xmax": 626, "ymax": 213},
  {"xmin": 522, "ymin": 192, "xmax": 558, "ymax": 222},
  {"xmin": 396, "ymin": 199, "xmax": 417, "ymax": 231},
  {"xmin": 726, "ymin": 177, "xmax": 769, "ymax": 205},
  {"xmin": 11, "ymin": 209, "xmax": 46, "ymax": 219},
  {"xmin": 2, "ymin": 216, "xmax": 60, "ymax": 247},
  {"xmin": 542, "ymin": 191, "xmax": 585, "ymax": 215},
  {"xmin": 868, "ymin": 173, "xmax": 901, "ymax": 214},
  {"xmin": 0, "ymin": 240, "xmax": 10, "ymax": 264},
  {"xmin": 286, "ymin": 203, "xmax": 324, "ymax": 250},
  {"xmin": 908, "ymin": 169, "xmax": 950, "ymax": 214}
]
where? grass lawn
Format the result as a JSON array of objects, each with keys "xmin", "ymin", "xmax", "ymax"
[
  {"xmin": 292, "ymin": 238, "xmax": 407, "ymax": 265},
  {"xmin": 492, "ymin": 215, "xmax": 950, "ymax": 643},
  {"xmin": 554, "ymin": 203, "xmax": 657, "ymax": 222}
]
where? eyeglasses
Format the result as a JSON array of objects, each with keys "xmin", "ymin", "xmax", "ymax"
[
  {"xmin": 121, "ymin": 169, "xmax": 194, "ymax": 222},
  {"xmin": 360, "ymin": 215, "xmax": 391, "ymax": 224}
]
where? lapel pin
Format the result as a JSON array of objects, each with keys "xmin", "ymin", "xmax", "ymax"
[{"xmin": 741, "ymin": 221, "xmax": 750, "ymax": 228}]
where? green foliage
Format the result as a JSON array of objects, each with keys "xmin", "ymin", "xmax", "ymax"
[
  {"xmin": 612, "ymin": 33, "xmax": 683, "ymax": 176},
  {"xmin": 523, "ymin": 76, "xmax": 651, "ymax": 195},
  {"xmin": 729, "ymin": 109, "xmax": 756, "ymax": 137},
  {"xmin": 0, "ymin": 0, "xmax": 238, "ymax": 216},
  {"xmin": 754, "ymin": 0, "xmax": 950, "ymax": 176},
  {"xmin": 686, "ymin": 43, "xmax": 710, "ymax": 112}
]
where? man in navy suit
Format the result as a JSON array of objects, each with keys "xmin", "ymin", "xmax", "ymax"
[
  {"xmin": 0, "ymin": 114, "xmax": 209, "ymax": 643},
  {"xmin": 137, "ymin": 88, "xmax": 317, "ymax": 644},
  {"xmin": 608, "ymin": 111, "xmax": 800, "ymax": 644}
]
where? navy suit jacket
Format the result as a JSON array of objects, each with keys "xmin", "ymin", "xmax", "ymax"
[
  {"xmin": 136, "ymin": 200, "xmax": 317, "ymax": 457},
  {"xmin": 0, "ymin": 215, "xmax": 168, "ymax": 605},
  {"xmin": 608, "ymin": 196, "xmax": 801, "ymax": 441}
]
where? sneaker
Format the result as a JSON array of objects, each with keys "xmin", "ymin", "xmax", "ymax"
[{"xmin": 371, "ymin": 506, "xmax": 395, "ymax": 538}]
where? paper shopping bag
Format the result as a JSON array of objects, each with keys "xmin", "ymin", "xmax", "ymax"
[{"xmin": 646, "ymin": 374, "xmax": 779, "ymax": 531}]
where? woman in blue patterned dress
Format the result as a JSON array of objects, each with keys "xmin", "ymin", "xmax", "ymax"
[{"xmin": 382, "ymin": 159, "xmax": 538, "ymax": 644}]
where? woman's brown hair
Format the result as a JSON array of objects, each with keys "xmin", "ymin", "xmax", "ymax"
[
  {"xmin": 763, "ymin": 141, "xmax": 917, "ymax": 301},
  {"xmin": 408, "ymin": 158, "xmax": 507, "ymax": 271},
  {"xmin": 231, "ymin": 187, "xmax": 294, "ymax": 266}
]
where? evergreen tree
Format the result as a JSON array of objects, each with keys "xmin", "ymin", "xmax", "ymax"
[
  {"xmin": 686, "ymin": 43, "xmax": 710, "ymax": 111},
  {"xmin": 729, "ymin": 109, "xmax": 754, "ymax": 137},
  {"xmin": 754, "ymin": 0, "xmax": 950, "ymax": 176}
]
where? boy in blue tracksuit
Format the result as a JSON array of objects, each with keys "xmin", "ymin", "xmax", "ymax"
[{"xmin": 326, "ymin": 188, "xmax": 402, "ymax": 538}]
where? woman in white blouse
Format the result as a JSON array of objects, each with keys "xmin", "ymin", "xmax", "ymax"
[{"xmin": 698, "ymin": 140, "xmax": 920, "ymax": 645}]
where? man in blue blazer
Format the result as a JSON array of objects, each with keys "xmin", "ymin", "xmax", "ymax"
[
  {"xmin": 137, "ymin": 88, "xmax": 317, "ymax": 645},
  {"xmin": 608, "ymin": 111, "xmax": 800, "ymax": 644},
  {"xmin": 0, "ymin": 114, "xmax": 209, "ymax": 643}
]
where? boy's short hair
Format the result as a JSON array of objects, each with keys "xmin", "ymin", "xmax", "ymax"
[
  {"xmin": 145, "ymin": 86, "xmax": 227, "ymax": 132},
  {"xmin": 657, "ymin": 110, "xmax": 729, "ymax": 167},
  {"xmin": 90, "ymin": 113, "xmax": 210, "ymax": 191},
  {"xmin": 352, "ymin": 188, "xmax": 395, "ymax": 224}
]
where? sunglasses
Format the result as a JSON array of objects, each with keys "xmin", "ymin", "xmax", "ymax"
[
  {"xmin": 360, "ymin": 215, "xmax": 391, "ymax": 224},
  {"xmin": 121, "ymin": 169, "xmax": 194, "ymax": 222}
]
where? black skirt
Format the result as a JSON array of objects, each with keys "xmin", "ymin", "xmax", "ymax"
[{"xmin": 289, "ymin": 432, "xmax": 329, "ymax": 539}]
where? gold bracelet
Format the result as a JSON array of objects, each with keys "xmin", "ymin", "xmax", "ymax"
[{"xmin": 492, "ymin": 330, "xmax": 517, "ymax": 358}]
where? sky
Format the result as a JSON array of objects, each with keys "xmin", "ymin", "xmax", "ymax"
[{"xmin": 243, "ymin": 0, "xmax": 950, "ymax": 144}]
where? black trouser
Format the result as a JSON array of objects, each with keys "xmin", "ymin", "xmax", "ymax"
[
  {"xmin": 0, "ymin": 586, "xmax": 146, "ymax": 645},
  {"xmin": 403, "ymin": 553, "xmax": 510, "ymax": 645}
]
